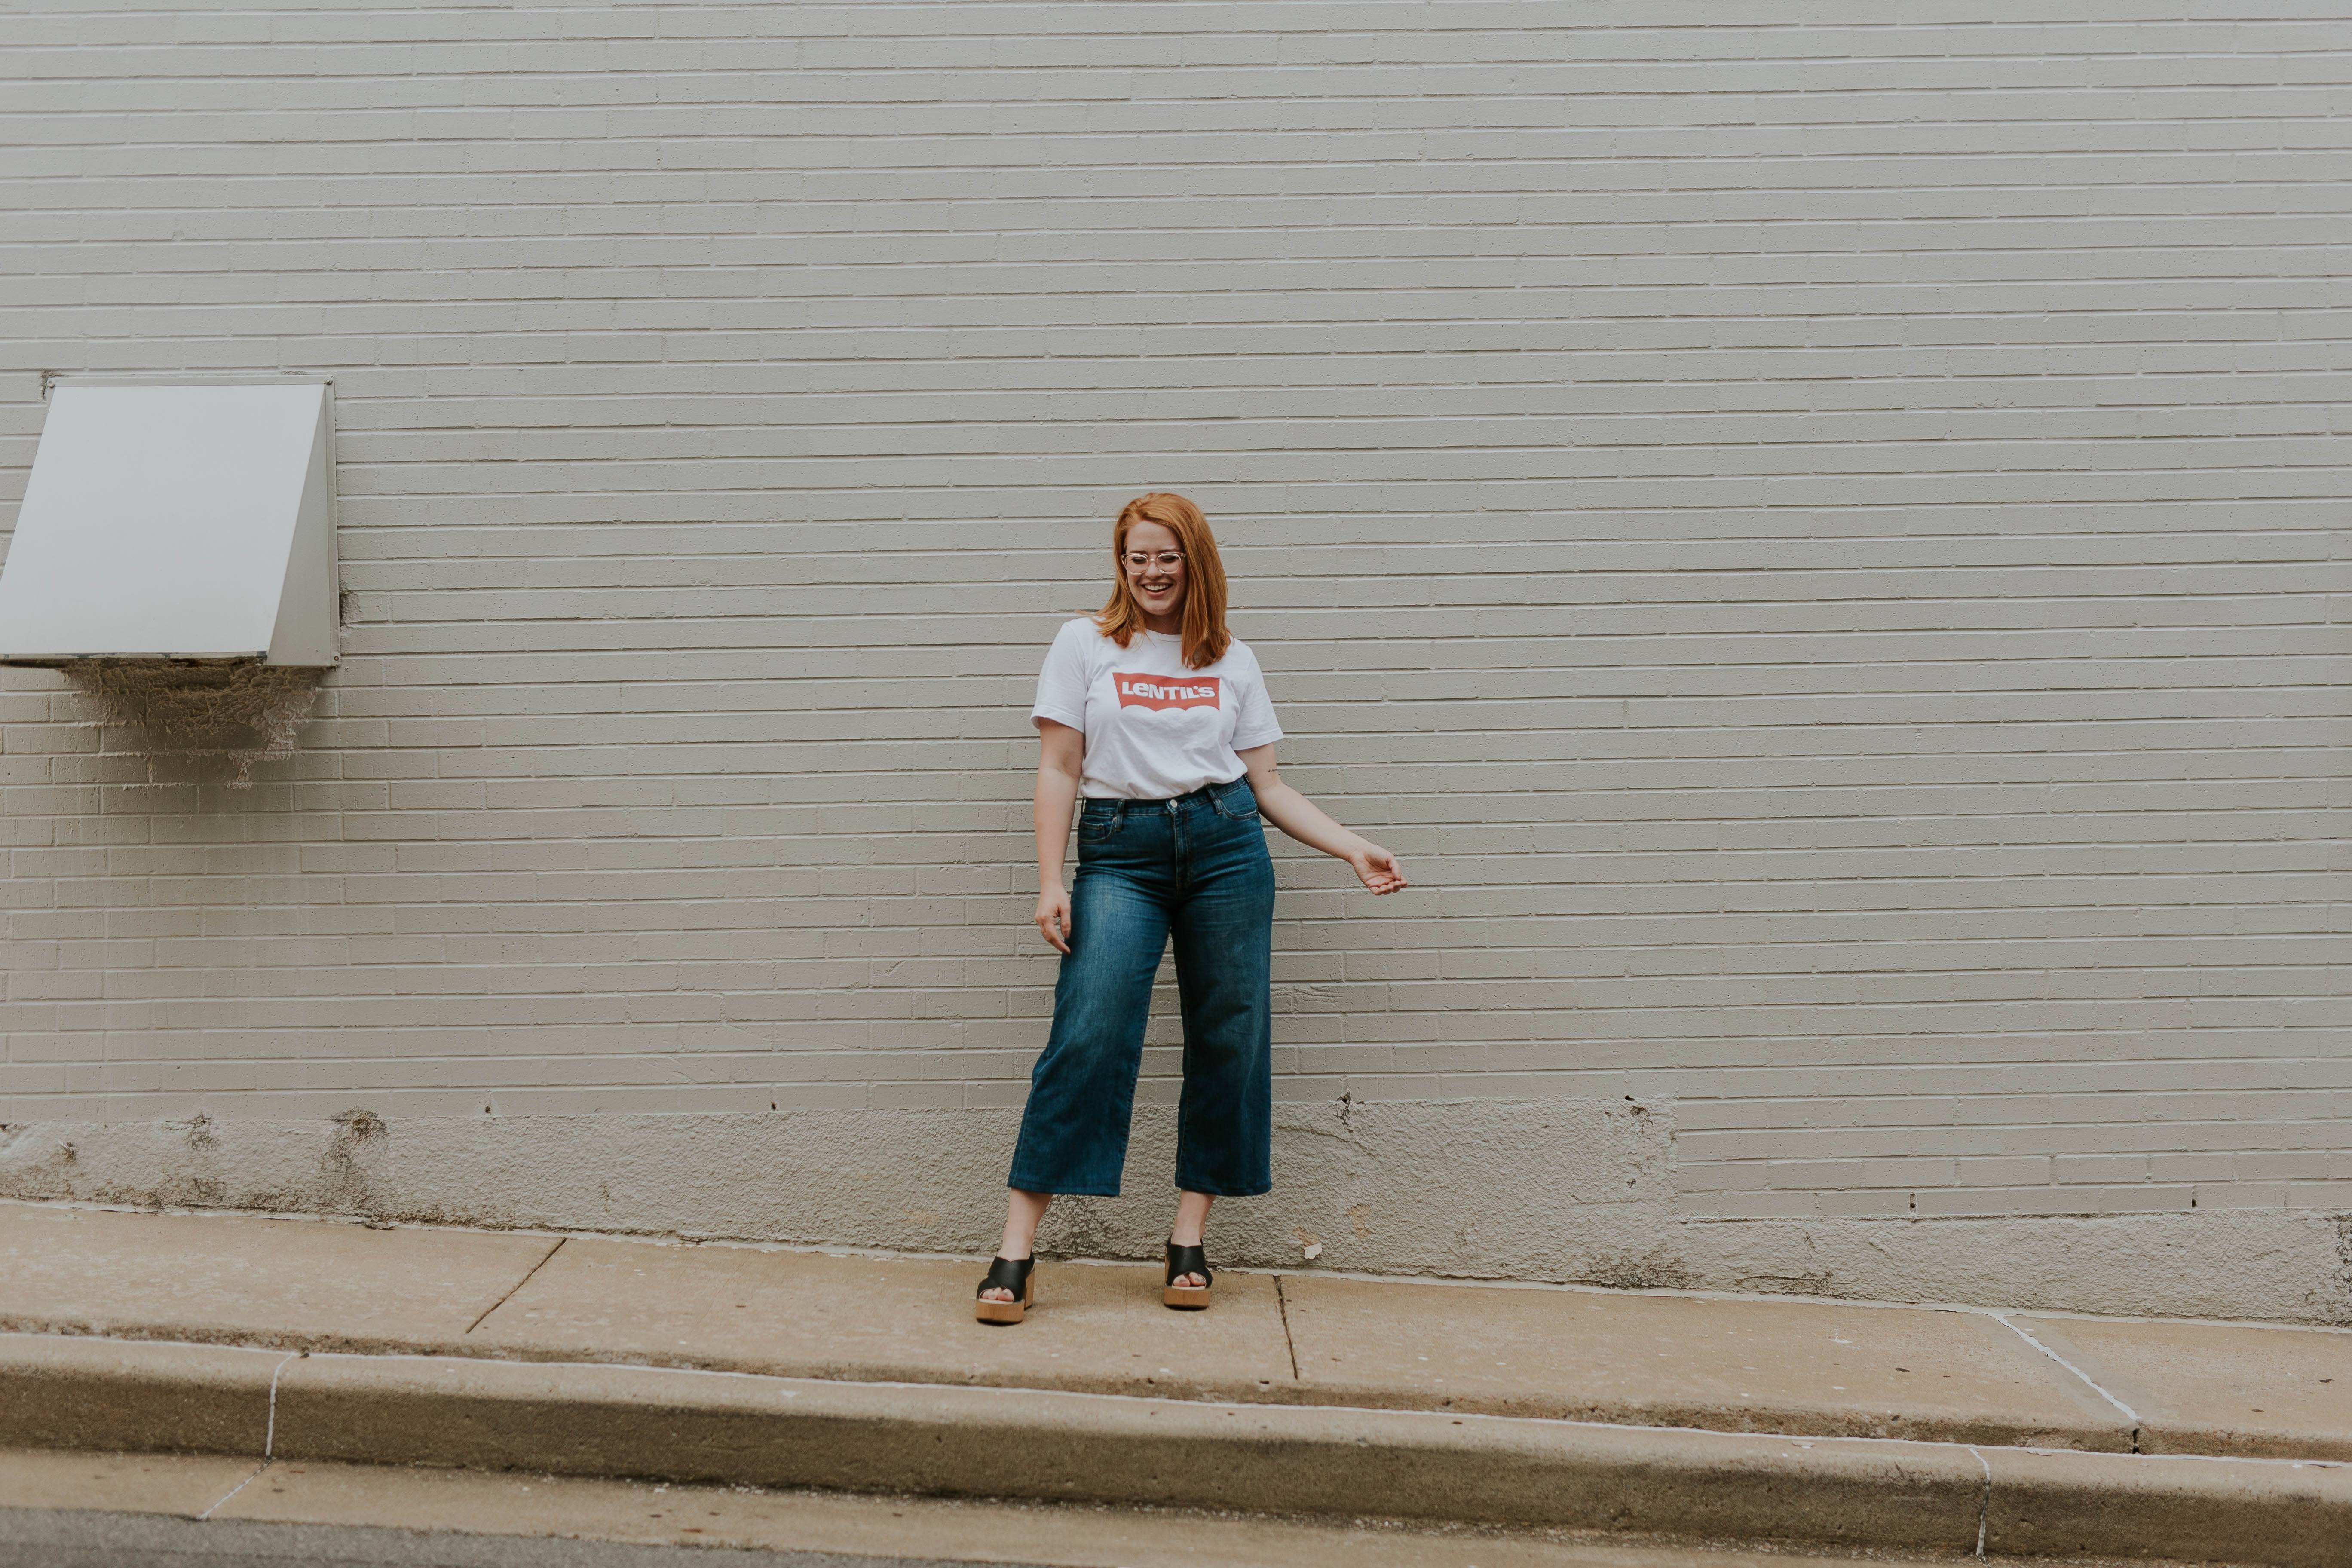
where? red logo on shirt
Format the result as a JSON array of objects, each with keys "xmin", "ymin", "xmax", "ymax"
[{"xmin": 1115, "ymin": 673, "xmax": 1221, "ymax": 711}]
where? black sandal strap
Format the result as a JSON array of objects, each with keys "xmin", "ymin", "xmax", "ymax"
[
  {"xmin": 978, "ymin": 1255, "xmax": 1033, "ymax": 1298},
  {"xmin": 1165, "ymin": 1240, "xmax": 1211, "ymax": 1289}
]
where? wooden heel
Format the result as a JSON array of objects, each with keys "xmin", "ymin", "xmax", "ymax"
[
  {"xmin": 1163, "ymin": 1239, "xmax": 1212, "ymax": 1311},
  {"xmin": 975, "ymin": 1256, "xmax": 1035, "ymax": 1325}
]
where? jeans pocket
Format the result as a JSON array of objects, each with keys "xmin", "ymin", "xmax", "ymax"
[
  {"xmin": 1211, "ymin": 784, "xmax": 1260, "ymax": 821},
  {"xmin": 1077, "ymin": 804, "xmax": 1122, "ymax": 842}
]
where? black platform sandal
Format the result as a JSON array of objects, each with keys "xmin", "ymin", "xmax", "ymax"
[
  {"xmin": 974, "ymin": 1255, "xmax": 1035, "ymax": 1325},
  {"xmin": 1164, "ymin": 1239, "xmax": 1212, "ymax": 1310}
]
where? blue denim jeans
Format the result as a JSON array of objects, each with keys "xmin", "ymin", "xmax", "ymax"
[{"xmin": 1008, "ymin": 776, "xmax": 1277, "ymax": 1198}]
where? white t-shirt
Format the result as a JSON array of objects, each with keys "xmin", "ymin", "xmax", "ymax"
[{"xmin": 1030, "ymin": 618, "xmax": 1284, "ymax": 800}]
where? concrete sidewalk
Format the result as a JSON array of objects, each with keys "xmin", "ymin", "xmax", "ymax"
[{"xmin": 1, "ymin": 1202, "xmax": 2347, "ymax": 1564}]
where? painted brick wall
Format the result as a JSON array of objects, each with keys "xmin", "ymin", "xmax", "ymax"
[{"xmin": 1, "ymin": 3, "xmax": 2346, "ymax": 1239}]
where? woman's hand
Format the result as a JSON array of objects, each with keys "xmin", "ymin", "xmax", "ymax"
[
  {"xmin": 1236, "ymin": 745, "xmax": 1411, "ymax": 900},
  {"xmin": 1035, "ymin": 885, "xmax": 1074, "ymax": 953},
  {"xmin": 1348, "ymin": 843, "xmax": 1407, "ymax": 895},
  {"xmin": 1032, "ymin": 722, "xmax": 1084, "ymax": 955}
]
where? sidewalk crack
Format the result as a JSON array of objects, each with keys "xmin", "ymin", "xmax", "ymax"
[
  {"xmin": 195, "ymin": 1461, "xmax": 270, "ymax": 1522},
  {"xmin": 466, "ymin": 1237, "xmax": 565, "ymax": 1335},
  {"xmin": 195, "ymin": 1349, "xmax": 299, "ymax": 1521},
  {"xmin": 1991, "ymin": 1312, "xmax": 2142, "ymax": 1452},
  {"xmin": 263, "ymin": 1349, "xmax": 295, "ymax": 1458},
  {"xmin": 1274, "ymin": 1274, "xmax": 1301, "ymax": 1381},
  {"xmin": 1965, "ymin": 1445, "xmax": 1990, "ymax": 1558}
]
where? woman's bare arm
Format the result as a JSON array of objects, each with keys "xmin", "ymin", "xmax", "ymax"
[
  {"xmin": 1032, "ymin": 720, "xmax": 1085, "ymax": 951},
  {"xmin": 1236, "ymin": 743, "xmax": 1406, "ymax": 894}
]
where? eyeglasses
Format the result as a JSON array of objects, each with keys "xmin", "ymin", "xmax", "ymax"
[{"xmin": 1122, "ymin": 551, "xmax": 1184, "ymax": 574}]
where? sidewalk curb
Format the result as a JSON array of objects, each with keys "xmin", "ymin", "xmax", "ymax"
[
  {"xmin": 4, "ymin": 1334, "xmax": 2347, "ymax": 1567},
  {"xmin": 0, "ymin": 1305, "xmax": 2140, "ymax": 1455}
]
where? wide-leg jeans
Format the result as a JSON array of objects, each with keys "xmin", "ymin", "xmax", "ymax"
[{"xmin": 1008, "ymin": 776, "xmax": 1277, "ymax": 1197}]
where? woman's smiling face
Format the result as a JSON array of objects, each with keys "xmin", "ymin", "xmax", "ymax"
[{"xmin": 1121, "ymin": 518, "xmax": 1186, "ymax": 625}]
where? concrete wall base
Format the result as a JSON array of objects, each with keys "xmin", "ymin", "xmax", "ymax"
[{"xmin": 2, "ymin": 1106, "xmax": 2344, "ymax": 1325}]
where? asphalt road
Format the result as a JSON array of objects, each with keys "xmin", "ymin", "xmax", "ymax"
[{"xmin": 0, "ymin": 1508, "xmax": 998, "ymax": 1568}]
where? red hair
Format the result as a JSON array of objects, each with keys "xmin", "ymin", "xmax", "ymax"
[{"xmin": 1093, "ymin": 493, "xmax": 1232, "ymax": 669}]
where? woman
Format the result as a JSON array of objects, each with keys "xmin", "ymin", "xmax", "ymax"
[{"xmin": 977, "ymin": 493, "xmax": 1406, "ymax": 1325}]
